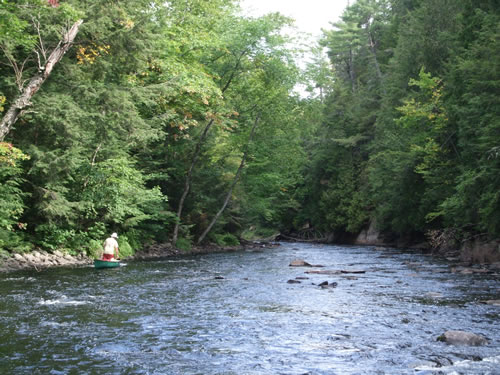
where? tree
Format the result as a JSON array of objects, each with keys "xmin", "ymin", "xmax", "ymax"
[
  {"xmin": 197, "ymin": 112, "xmax": 260, "ymax": 244},
  {"xmin": 440, "ymin": 4, "xmax": 500, "ymax": 236},
  {"xmin": 171, "ymin": 12, "xmax": 297, "ymax": 246},
  {"xmin": 0, "ymin": 0, "xmax": 83, "ymax": 140}
]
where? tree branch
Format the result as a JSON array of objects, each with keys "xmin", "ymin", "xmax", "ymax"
[{"xmin": 0, "ymin": 19, "xmax": 83, "ymax": 141}]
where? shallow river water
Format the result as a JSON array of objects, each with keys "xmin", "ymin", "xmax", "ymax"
[{"xmin": 0, "ymin": 243, "xmax": 499, "ymax": 374}]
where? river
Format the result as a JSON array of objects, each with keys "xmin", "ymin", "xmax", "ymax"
[{"xmin": 0, "ymin": 243, "xmax": 499, "ymax": 374}]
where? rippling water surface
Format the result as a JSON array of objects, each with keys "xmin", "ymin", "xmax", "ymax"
[{"xmin": 0, "ymin": 243, "xmax": 499, "ymax": 374}]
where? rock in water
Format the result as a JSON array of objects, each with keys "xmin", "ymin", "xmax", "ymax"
[
  {"xmin": 319, "ymin": 281, "xmax": 338, "ymax": 289},
  {"xmin": 437, "ymin": 330, "xmax": 488, "ymax": 346},
  {"xmin": 287, "ymin": 279, "xmax": 301, "ymax": 284},
  {"xmin": 289, "ymin": 259, "xmax": 312, "ymax": 267}
]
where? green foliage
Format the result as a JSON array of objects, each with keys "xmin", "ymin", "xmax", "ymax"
[
  {"xmin": 86, "ymin": 239, "xmax": 103, "ymax": 260},
  {"xmin": 0, "ymin": 143, "xmax": 29, "ymax": 230},
  {"xmin": 0, "ymin": 229, "xmax": 31, "ymax": 254},
  {"xmin": 117, "ymin": 235, "xmax": 134, "ymax": 258},
  {"xmin": 212, "ymin": 232, "xmax": 240, "ymax": 247},
  {"xmin": 175, "ymin": 237, "xmax": 192, "ymax": 252},
  {"xmin": 78, "ymin": 158, "xmax": 167, "ymax": 227},
  {"xmin": 241, "ymin": 226, "xmax": 279, "ymax": 241},
  {"xmin": 298, "ymin": 0, "xmax": 499, "ymax": 243},
  {"xmin": 440, "ymin": 8, "xmax": 500, "ymax": 235},
  {"xmin": 0, "ymin": 142, "xmax": 30, "ymax": 252},
  {"xmin": 0, "ymin": 0, "xmax": 498, "ymax": 258},
  {"xmin": 34, "ymin": 225, "xmax": 75, "ymax": 251},
  {"xmin": 0, "ymin": 1, "xmax": 37, "ymax": 54}
]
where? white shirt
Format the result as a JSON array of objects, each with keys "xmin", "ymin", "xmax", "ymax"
[{"xmin": 103, "ymin": 237, "xmax": 119, "ymax": 254}]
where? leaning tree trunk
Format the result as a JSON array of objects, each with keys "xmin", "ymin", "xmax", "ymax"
[
  {"xmin": 0, "ymin": 20, "xmax": 83, "ymax": 141},
  {"xmin": 172, "ymin": 119, "xmax": 215, "ymax": 245},
  {"xmin": 171, "ymin": 50, "xmax": 249, "ymax": 246},
  {"xmin": 196, "ymin": 113, "xmax": 261, "ymax": 245}
]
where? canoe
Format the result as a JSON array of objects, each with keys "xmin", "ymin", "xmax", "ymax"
[{"xmin": 94, "ymin": 259, "xmax": 121, "ymax": 269}]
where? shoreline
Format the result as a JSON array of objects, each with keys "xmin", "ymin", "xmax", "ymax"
[
  {"xmin": 1, "ymin": 240, "xmax": 498, "ymax": 274},
  {"xmin": 0, "ymin": 241, "xmax": 280, "ymax": 274}
]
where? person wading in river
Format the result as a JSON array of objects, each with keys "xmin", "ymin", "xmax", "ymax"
[{"xmin": 102, "ymin": 233, "xmax": 120, "ymax": 261}]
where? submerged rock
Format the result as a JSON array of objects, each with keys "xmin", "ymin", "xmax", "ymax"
[
  {"xmin": 305, "ymin": 270, "xmax": 341, "ymax": 275},
  {"xmin": 425, "ymin": 292, "xmax": 444, "ymax": 298},
  {"xmin": 289, "ymin": 259, "xmax": 324, "ymax": 267},
  {"xmin": 342, "ymin": 276, "xmax": 358, "ymax": 280},
  {"xmin": 437, "ymin": 330, "xmax": 488, "ymax": 346}
]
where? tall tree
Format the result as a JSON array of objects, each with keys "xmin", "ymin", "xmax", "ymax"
[
  {"xmin": 171, "ymin": 12, "xmax": 296, "ymax": 246},
  {"xmin": 0, "ymin": 1, "xmax": 83, "ymax": 140}
]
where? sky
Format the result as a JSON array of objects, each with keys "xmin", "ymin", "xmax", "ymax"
[{"xmin": 240, "ymin": 0, "xmax": 350, "ymax": 38}]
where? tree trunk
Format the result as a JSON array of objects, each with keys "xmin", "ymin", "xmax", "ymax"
[
  {"xmin": 348, "ymin": 45, "xmax": 356, "ymax": 93},
  {"xmin": 0, "ymin": 20, "xmax": 83, "ymax": 141},
  {"xmin": 171, "ymin": 50, "xmax": 249, "ymax": 246},
  {"xmin": 196, "ymin": 113, "xmax": 261, "ymax": 245},
  {"xmin": 172, "ymin": 119, "xmax": 214, "ymax": 246},
  {"xmin": 368, "ymin": 31, "xmax": 386, "ymax": 95}
]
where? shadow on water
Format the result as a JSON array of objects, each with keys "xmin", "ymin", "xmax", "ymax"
[{"xmin": 0, "ymin": 243, "xmax": 499, "ymax": 374}]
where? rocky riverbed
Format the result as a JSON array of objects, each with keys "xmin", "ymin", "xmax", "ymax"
[{"xmin": 1, "ymin": 242, "xmax": 499, "ymax": 374}]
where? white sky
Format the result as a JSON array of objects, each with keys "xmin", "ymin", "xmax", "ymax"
[{"xmin": 240, "ymin": 0, "xmax": 350, "ymax": 38}]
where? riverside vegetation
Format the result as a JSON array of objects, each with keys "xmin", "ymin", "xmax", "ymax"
[{"xmin": 0, "ymin": 0, "xmax": 499, "ymax": 264}]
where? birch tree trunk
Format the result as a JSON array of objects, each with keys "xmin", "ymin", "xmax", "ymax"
[
  {"xmin": 196, "ymin": 113, "xmax": 260, "ymax": 245},
  {"xmin": 0, "ymin": 20, "xmax": 83, "ymax": 141}
]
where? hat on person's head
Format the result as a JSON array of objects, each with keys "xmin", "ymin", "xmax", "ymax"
[{"xmin": 111, "ymin": 232, "xmax": 118, "ymax": 238}]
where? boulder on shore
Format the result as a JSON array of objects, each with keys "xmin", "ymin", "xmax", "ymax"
[{"xmin": 437, "ymin": 330, "xmax": 488, "ymax": 346}]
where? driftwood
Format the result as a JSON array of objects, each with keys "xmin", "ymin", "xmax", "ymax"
[{"xmin": 279, "ymin": 233, "xmax": 328, "ymax": 243}]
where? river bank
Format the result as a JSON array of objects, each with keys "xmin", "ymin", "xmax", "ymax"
[
  {"xmin": 0, "ymin": 241, "xmax": 279, "ymax": 273},
  {"xmin": 1, "ymin": 233, "xmax": 498, "ymax": 275},
  {"xmin": 353, "ymin": 223, "xmax": 500, "ymax": 264}
]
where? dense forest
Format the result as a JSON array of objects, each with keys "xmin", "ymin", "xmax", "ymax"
[{"xmin": 0, "ymin": 0, "xmax": 498, "ymax": 258}]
